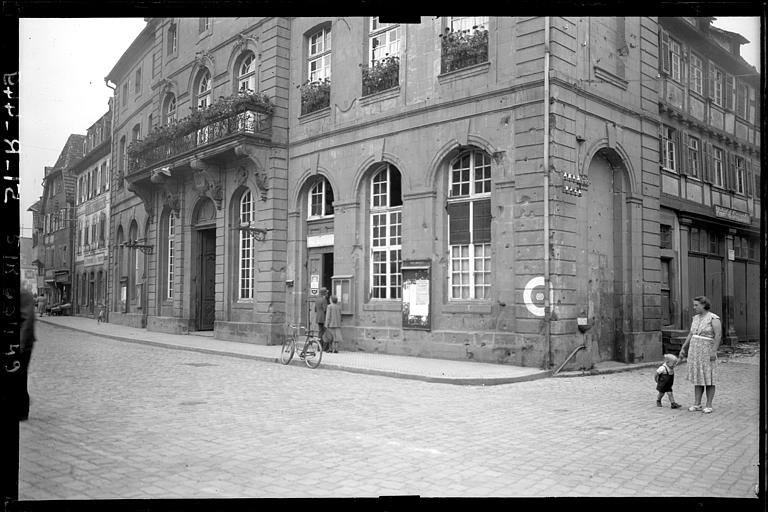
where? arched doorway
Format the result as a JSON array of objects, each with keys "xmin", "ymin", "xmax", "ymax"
[
  {"xmin": 192, "ymin": 197, "xmax": 217, "ymax": 331},
  {"xmin": 583, "ymin": 149, "xmax": 630, "ymax": 362},
  {"xmin": 301, "ymin": 175, "xmax": 335, "ymax": 328}
]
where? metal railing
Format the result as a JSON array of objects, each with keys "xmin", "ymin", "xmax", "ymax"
[{"xmin": 127, "ymin": 109, "xmax": 272, "ymax": 175}]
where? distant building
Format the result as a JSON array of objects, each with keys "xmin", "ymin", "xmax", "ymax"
[
  {"xmin": 19, "ymin": 237, "xmax": 36, "ymax": 293},
  {"xmin": 71, "ymin": 107, "xmax": 113, "ymax": 318},
  {"xmin": 657, "ymin": 17, "xmax": 760, "ymax": 343},
  {"xmin": 27, "ymin": 199, "xmax": 45, "ymax": 296},
  {"xmin": 38, "ymin": 134, "xmax": 85, "ymax": 308}
]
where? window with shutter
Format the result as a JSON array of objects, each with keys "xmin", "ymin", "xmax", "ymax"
[
  {"xmin": 660, "ymin": 31, "xmax": 670, "ymax": 74},
  {"xmin": 677, "ymin": 131, "xmax": 687, "ymax": 175},
  {"xmin": 745, "ymin": 160, "xmax": 753, "ymax": 197},
  {"xmin": 702, "ymin": 142, "xmax": 711, "ymax": 184},
  {"xmin": 747, "ymin": 85, "xmax": 755, "ymax": 124},
  {"xmin": 447, "ymin": 150, "xmax": 493, "ymax": 300},
  {"xmin": 725, "ymin": 74, "xmax": 735, "ymax": 110}
]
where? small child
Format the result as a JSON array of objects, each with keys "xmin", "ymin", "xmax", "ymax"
[
  {"xmin": 324, "ymin": 295, "xmax": 343, "ymax": 353},
  {"xmin": 655, "ymin": 354, "xmax": 681, "ymax": 408},
  {"xmin": 97, "ymin": 304, "xmax": 105, "ymax": 324}
]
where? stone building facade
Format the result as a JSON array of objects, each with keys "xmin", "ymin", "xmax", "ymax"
[
  {"xmin": 38, "ymin": 134, "xmax": 85, "ymax": 309},
  {"xmin": 284, "ymin": 16, "xmax": 664, "ymax": 368},
  {"xmin": 99, "ymin": 16, "xmax": 758, "ymax": 368},
  {"xmin": 72, "ymin": 108, "xmax": 113, "ymax": 318},
  {"xmin": 656, "ymin": 17, "xmax": 760, "ymax": 344},
  {"xmin": 106, "ymin": 17, "xmax": 290, "ymax": 341}
]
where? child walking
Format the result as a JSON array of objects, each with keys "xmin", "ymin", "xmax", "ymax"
[
  {"xmin": 655, "ymin": 353, "xmax": 681, "ymax": 408},
  {"xmin": 324, "ymin": 295, "xmax": 343, "ymax": 353}
]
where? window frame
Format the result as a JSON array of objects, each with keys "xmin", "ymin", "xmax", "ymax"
[
  {"xmin": 669, "ymin": 37, "xmax": 682, "ymax": 83},
  {"xmin": 369, "ymin": 165, "xmax": 402, "ymax": 301},
  {"xmin": 163, "ymin": 94, "xmax": 177, "ymax": 125},
  {"xmin": 689, "ymin": 52, "xmax": 703, "ymax": 95},
  {"xmin": 711, "ymin": 66, "xmax": 723, "ymax": 107},
  {"xmin": 687, "ymin": 134, "xmax": 700, "ymax": 178},
  {"xmin": 307, "ymin": 178, "xmax": 335, "ymax": 219},
  {"xmin": 238, "ymin": 189, "xmax": 255, "ymax": 301},
  {"xmin": 368, "ymin": 18, "xmax": 401, "ymax": 67},
  {"xmin": 134, "ymin": 67, "xmax": 142, "ymax": 95},
  {"xmin": 237, "ymin": 52, "xmax": 257, "ymax": 93},
  {"xmin": 196, "ymin": 70, "xmax": 212, "ymax": 109},
  {"xmin": 735, "ymin": 156, "xmax": 746, "ymax": 194},
  {"xmin": 712, "ymin": 146, "xmax": 724, "ymax": 188},
  {"xmin": 307, "ymin": 25, "xmax": 332, "ymax": 82},
  {"xmin": 167, "ymin": 21, "xmax": 178, "ymax": 56},
  {"xmin": 446, "ymin": 149, "xmax": 493, "ymax": 301}
]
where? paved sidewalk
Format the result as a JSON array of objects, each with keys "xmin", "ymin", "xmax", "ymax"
[{"xmin": 38, "ymin": 316, "xmax": 659, "ymax": 385}]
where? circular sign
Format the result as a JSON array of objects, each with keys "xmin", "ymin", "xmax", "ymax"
[{"xmin": 523, "ymin": 276, "xmax": 554, "ymax": 317}]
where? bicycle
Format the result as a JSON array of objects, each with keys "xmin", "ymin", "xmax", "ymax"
[{"xmin": 280, "ymin": 323, "xmax": 323, "ymax": 368}]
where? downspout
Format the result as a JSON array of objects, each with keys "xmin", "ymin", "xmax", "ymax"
[
  {"xmin": 543, "ymin": 17, "xmax": 552, "ymax": 368},
  {"xmin": 104, "ymin": 78, "xmax": 116, "ymax": 321}
]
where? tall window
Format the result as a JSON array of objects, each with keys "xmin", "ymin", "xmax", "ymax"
[
  {"xmin": 167, "ymin": 22, "xmax": 177, "ymax": 55},
  {"xmin": 668, "ymin": 37, "xmax": 681, "ymax": 82},
  {"xmin": 167, "ymin": 212, "xmax": 175, "ymax": 300},
  {"xmin": 447, "ymin": 150, "xmax": 492, "ymax": 300},
  {"xmin": 118, "ymin": 136, "xmax": 126, "ymax": 176},
  {"xmin": 164, "ymin": 94, "xmax": 177, "ymax": 125},
  {"xmin": 122, "ymin": 82, "xmax": 128, "ymax": 106},
  {"xmin": 735, "ymin": 156, "xmax": 745, "ymax": 194},
  {"xmin": 237, "ymin": 53, "xmax": 256, "ymax": 93},
  {"xmin": 689, "ymin": 53, "xmax": 702, "ymax": 94},
  {"xmin": 687, "ymin": 135, "xmax": 700, "ymax": 178},
  {"xmin": 370, "ymin": 165, "xmax": 402, "ymax": 300},
  {"xmin": 199, "ymin": 17, "xmax": 211, "ymax": 33},
  {"xmin": 725, "ymin": 74, "xmax": 735, "ymax": 110},
  {"xmin": 104, "ymin": 161, "xmax": 110, "ymax": 190},
  {"xmin": 99, "ymin": 213, "xmax": 106, "ymax": 245},
  {"xmin": 712, "ymin": 146, "xmax": 724, "ymax": 187},
  {"xmin": 131, "ymin": 123, "xmax": 141, "ymax": 142},
  {"xmin": 308, "ymin": 178, "xmax": 334, "ymax": 218},
  {"xmin": 308, "ymin": 26, "xmax": 331, "ymax": 82},
  {"xmin": 196, "ymin": 70, "xmax": 212, "ymax": 109},
  {"xmin": 369, "ymin": 18, "xmax": 400, "ymax": 66},
  {"xmin": 238, "ymin": 190, "xmax": 255, "ymax": 300},
  {"xmin": 134, "ymin": 68, "xmax": 142, "ymax": 95},
  {"xmin": 711, "ymin": 66, "xmax": 723, "ymax": 106},
  {"xmin": 736, "ymin": 82, "xmax": 748, "ymax": 119},
  {"xmin": 661, "ymin": 125, "xmax": 676, "ymax": 171}
]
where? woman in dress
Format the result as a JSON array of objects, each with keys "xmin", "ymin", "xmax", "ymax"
[{"xmin": 678, "ymin": 296, "xmax": 722, "ymax": 414}]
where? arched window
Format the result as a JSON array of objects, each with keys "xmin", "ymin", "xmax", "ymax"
[
  {"xmin": 163, "ymin": 94, "xmax": 177, "ymax": 125},
  {"xmin": 308, "ymin": 177, "xmax": 334, "ymax": 218},
  {"xmin": 237, "ymin": 53, "xmax": 256, "ymax": 93},
  {"xmin": 369, "ymin": 164, "xmax": 402, "ymax": 300},
  {"xmin": 446, "ymin": 149, "xmax": 492, "ymax": 300},
  {"xmin": 238, "ymin": 189, "xmax": 255, "ymax": 300},
  {"xmin": 196, "ymin": 70, "xmax": 212, "ymax": 109},
  {"xmin": 167, "ymin": 21, "xmax": 177, "ymax": 55}
]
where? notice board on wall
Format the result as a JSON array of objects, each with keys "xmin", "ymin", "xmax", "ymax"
[{"xmin": 401, "ymin": 259, "xmax": 431, "ymax": 331}]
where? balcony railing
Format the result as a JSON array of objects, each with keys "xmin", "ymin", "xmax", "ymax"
[
  {"xmin": 362, "ymin": 56, "xmax": 400, "ymax": 96},
  {"xmin": 127, "ymin": 105, "xmax": 272, "ymax": 175}
]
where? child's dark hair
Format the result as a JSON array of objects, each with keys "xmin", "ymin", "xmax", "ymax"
[{"xmin": 330, "ymin": 295, "xmax": 338, "ymax": 303}]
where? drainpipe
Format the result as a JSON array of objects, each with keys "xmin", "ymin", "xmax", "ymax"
[{"xmin": 543, "ymin": 17, "xmax": 552, "ymax": 368}]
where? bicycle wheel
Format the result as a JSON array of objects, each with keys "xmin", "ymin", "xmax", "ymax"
[
  {"xmin": 304, "ymin": 338, "xmax": 323, "ymax": 368},
  {"xmin": 279, "ymin": 338, "xmax": 295, "ymax": 365}
]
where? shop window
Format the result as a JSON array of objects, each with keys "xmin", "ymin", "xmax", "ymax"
[
  {"xmin": 308, "ymin": 178, "xmax": 334, "ymax": 218},
  {"xmin": 370, "ymin": 165, "xmax": 402, "ymax": 300},
  {"xmin": 447, "ymin": 149, "xmax": 492, "ymax": 300}
]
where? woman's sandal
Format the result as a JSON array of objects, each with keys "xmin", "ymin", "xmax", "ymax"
[
  {"xmin": 688, "ymin": 405, "xmax": 703, "ymax": 412},
  {"xmin": 702, "ymin": 407, "xmax": 713, "ymax": 414}
]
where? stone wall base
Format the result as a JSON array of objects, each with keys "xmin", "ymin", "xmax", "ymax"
[
  {"xmin": 214, "ymin": 321, "xmax": 284, "ymax": 346},
  {"xmin": 146, "ymin": 316, "xmax": 192, "ymax": 335},
  {"xmin": 108, "ymin": 312, "xmax": 146, "ymax": 329}
]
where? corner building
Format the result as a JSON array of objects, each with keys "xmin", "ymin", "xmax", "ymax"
[
  {"xmin": 106, "ymin": 18, "xmax": 289, "ymax": 342},
  {"xmin": 285, "ymin": 17, "xmax": 663, "ymax": 368},
  {"xmin": 656, "ymin": 17, "xmax": 760, "ymax": 344}
]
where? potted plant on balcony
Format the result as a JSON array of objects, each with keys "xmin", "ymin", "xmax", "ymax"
[
  {"xmin": 439, "ymin": 26, "xmax": 489, "ymax": 74},
  {"xmin": 298, "ymin": 78, "xmax": 331, "ymax": 116},
  {"xmin": 361, "ymin": 55, "xmax": 400, "ymax": 96}
]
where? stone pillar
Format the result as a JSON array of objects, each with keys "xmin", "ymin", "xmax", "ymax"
[
  {"xmin": 723, "ymin": 228, "xmax": 737, "ymax": 344},
  {"xmin": 678, "ymin": 217, "xmax": 691, "ymax": 324}
]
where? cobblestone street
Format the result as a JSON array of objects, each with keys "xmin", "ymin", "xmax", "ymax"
[{"xmin": 19, "ymin": 322, "xmax": 759, "ymax": 499}]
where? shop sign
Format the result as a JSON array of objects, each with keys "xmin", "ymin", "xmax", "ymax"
[
  {"xmin": 85, "ymin": 253, "xmax": 104, "ymax": 266},
  {"xmin": 307, "ymin": 233, "xmax": 334, "ymax": 248},
  {"xmin": 713, "ymin": 205, "xmax": 750, "ymax": 225}
]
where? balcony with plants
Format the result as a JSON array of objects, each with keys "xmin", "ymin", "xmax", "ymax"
[
  {"xmin": 298, "ymin": 78, "xmax": 331, "ymax": 116},
  {"xmin": 361, "ymin": 56, "xmax": 399, "ymax": 97},
  {"xmin": 125, "ymin": 92, "xmax": 273, "ymax": 176},
  {"xmin": 439, "ymin": 26, "xmax": 489, "ymax": 74}
]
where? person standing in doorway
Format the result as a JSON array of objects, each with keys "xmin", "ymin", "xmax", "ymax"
[
  {"xmin": 678, "ymin": 296, "xmax": 722, "ymax": 414},
  {"xmin": 315, "ymin": 287, "xmax": 329, "ymax": 342}
]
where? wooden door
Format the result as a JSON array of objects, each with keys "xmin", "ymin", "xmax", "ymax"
[{"xmin": 198, "ymin": 229, "xmax": 216, "ymax": 330}]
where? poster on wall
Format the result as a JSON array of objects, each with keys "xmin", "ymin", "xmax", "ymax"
[{"xmin": 401, "ymin": 260, "xmax": 431, "ymax": 331}]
